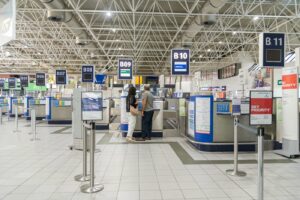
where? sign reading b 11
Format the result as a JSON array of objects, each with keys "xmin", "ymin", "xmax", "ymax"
[
  {"xmin": 171, "ymin": 49, "xmax": 190, "ymax": 75},
  {"xmin": 118, "ymin": 59, "xmax": 133, "ymax": 80},
  {"xmin": 259, "ymin": 33, "xmax": 285, "ymax": 68}
]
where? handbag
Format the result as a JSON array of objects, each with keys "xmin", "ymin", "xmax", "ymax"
[{"xmin": 130, "ymin": 105, "xmax": 139, "ymax": 116}]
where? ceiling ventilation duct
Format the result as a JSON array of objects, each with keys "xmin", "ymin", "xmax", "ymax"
[
  {"xmin": 179, "ymin": 0, "xmax": 227, "ymax": 48},
  {"xmin": 41, "ymin": 0, "xmax": 89, "ymax": 46}
]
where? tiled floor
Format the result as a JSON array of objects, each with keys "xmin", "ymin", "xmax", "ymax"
[{"xmin": 0, "ymin": 118, "xmax": 300, "ymax": 200}]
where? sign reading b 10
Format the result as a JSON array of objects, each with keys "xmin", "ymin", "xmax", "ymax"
[
  {"xmin": 118, "ymin": 59, "xmax": 133, "ymax": 80},
  {"xmin": 259, "ymin": 33, "xmax": 285, "ymax": 68},
  {"xmin": 171, "ymin": 49, "xmax": 190, "ymax": 75}
]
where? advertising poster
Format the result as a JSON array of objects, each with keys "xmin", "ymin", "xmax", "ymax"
[
  {"xmin": 249, "ymin": 68, "xmax": 272, "ymax": 90},
  {"xmin": 281, "ymin": 67, "xmax": 299, "ymax": 140},
  {"xmin": 195, "ymin": 97, "xmax": 211, "ymax": 134},
  {"xmin": 118, "ymin": 59, "xmax": 133, "ymax": 80},
  {"xmin": 188, "ymin": 101, "xmax": 195, "ymax": 137},
  {"xmin": 81, "ymin": 92, "xmax": 103, "ymax": 121},
  {"xmin": 250, "ymin": 91, "xmax": 273, "ymax": 125},
  {"xmin": 171, "ymin": 49, "xmax": 190, "ymax": 75}
]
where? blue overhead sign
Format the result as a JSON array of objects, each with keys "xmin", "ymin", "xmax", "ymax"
[
  {"xmin": 36, "ymin": 73, "xmax": 46, "ymax": 86},
  {"xmin": 82, "ymin": 65, "xmax": 94, "ymax": 83},
  {"xmin": 118, "ymin": 59, "xmax": 133, "ymax": 80},
  {"xmin": 171, "ymin": 49, "xmax": 190, "ymax": 75},
  {"xmin": 259, "ymin": 33, "xmax": 285, "ymax": 68},
  {"xmin": 20, "ymin": 75, "xmax": 29, "ymax": 87},
  {"xmin": 56, "ymin": 70, "xmax": 67, "ymax": 85},
  {"xmin": 8, "ymin": 78, "xmax": 16, "ymax": 88}
]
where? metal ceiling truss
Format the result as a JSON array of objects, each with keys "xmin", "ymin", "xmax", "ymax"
[{"xmin": 0, "ymin": 0, "xmax": 299, "ymax": 74}]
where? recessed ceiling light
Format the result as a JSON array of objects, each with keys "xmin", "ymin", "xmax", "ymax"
[
  {"xmin": 106, "ymin": 11, "xmax": 112, "ymax": 17},
  {"xmin": 118, "ymin": 47, "xmax": 122, "ymax": 50},
  {"xmin": 207, "ymin": 49, "xmax": 211, "ymax": 52},
  {"xmin": 232, "ymin": 31, "xmax": 237, "ymax": 35},
  {"xmin": 199, "ymin": 55, "xmax": 203, "ymax": 58},
  {"xmin": 218, "ymin": 41, "xmax": 223, "ymax": 44},
  {"xmin": 116, "ymin": 39, "xmax": 120, "ymax": 42},
  {"xmin": 112, "ymin": 28, "xmax": 116, "ymax": 33},
  {"xmin": 253, "ymin": 16, "xmax": 259, "ymax": 21},
  {"xmin": 37, "ymin": 52, "xmax": 41, "ymax": 55}
]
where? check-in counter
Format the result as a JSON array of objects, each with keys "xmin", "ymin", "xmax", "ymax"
[
  {"xmin": 11, "ymin": 98, "xmax": 24, "ymax": 117},
  {"xmin": 95, "ymin": 99, "xmax": 113, "ymax": 129},
  {"xmin": 26, "ymin": 99, "xmax": 46, "ymax": 120},
  {"xmin": 0, "ymin": 97, "xmax": 8, "ymax": 114},
  {"xmin": 46, "ymin": 96, "xmax": 72, "ymax": 124},
  {"xmin": 186, "ymin": 95, "xmax": 276, "ymax": 151}
]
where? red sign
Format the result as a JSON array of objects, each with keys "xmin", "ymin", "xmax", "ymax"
[
  {"xmin": 282, "ymin": 74, "xmax": 297, "ymax": 90},
  {"xmin": 250, "ymin": 91, "xmax": 273, "ymax": 125}
]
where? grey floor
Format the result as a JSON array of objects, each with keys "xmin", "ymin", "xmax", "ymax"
[{"xmin": 0, "ymin": 118, "xmax": 300, "ymax": 200}]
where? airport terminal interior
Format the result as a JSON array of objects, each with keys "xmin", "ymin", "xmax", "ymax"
[{"xmin": 1, "ymin": 0, "xmax": 300, "ymax": 200}]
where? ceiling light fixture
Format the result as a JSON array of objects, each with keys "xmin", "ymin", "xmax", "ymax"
[
  {"xmin": 218, "ymin": 41, "xmax": 223, "ymax": 44},
  {"xmin": 232, "ymin": 31, "xmax": 237, "ymax": 35},
  {"xmin": 207, "ymin": 49, "xmax": 211, "ymax": 52},
  {"xmin": 106, "ymin": 11, "xmax": 112, "ymax": 17},
  {"xmin": 112, "ymin": 28, "xmax": 116, "ymax": 33},
  {"xmin": 118, "ymin": 47, "xmax": 122, "ymax": 50},
  {"xmin": 199, "ymin": 55, "xmax": 203, "ymax": 58},
  {"xmin": 253, "ymin": 16, "xmax": 259, "ymax": 21}
]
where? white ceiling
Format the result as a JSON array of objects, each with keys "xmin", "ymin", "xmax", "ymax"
[{"xmin": 0, "ymin": 0, "xmax": 299, "ymax": 75}]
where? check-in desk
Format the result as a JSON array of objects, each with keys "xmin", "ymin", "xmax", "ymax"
[
  {"xmin": 26, "ymin": 99, "xmax": 46, "ymax": 120},
  {"xmin": 0, "ymin": 97, "xmax": 8, "ymax": 114},
  {"xmin": 11, "ymin": 98, "xmax": 24, "ymax": 117},
  {"xmin": 186, "ymin": 96, "xmax": 276, "ymax": 152},
  {"xmin": 46, "ymin": 97, "xmax": 72, "ymax": 124}
]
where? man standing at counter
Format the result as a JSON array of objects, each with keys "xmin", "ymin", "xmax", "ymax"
[{"xmin": 141, "ymin": 85, "xmax": 154, "ymax": 140}]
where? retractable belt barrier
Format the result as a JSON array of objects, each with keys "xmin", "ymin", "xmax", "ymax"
[
  {"xmin": 30, "ymin": 108, "xmax": 39, "ymax": 141},
  {"xmin": 226, "ymin": 116, "xmax": 265, "ymax": 200},
  {"xmin": 75, "ymin": 121, "xmax": 104, "ymax": 194},
  {"xmin": 13, "ymin": 106, "xmax": 20, "ymax": 133}
]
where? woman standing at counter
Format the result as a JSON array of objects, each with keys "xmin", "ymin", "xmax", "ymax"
[{"xmin": 126, "ymin": 86, "xmax": 139, "ymax": 142}]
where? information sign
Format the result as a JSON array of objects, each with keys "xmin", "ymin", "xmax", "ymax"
[
  {"xmin": 171, "ymin": 49, "xmax": 190, "ymax": 75},
  {"xmin": 36, "ymin": 73, "xmax": 46, "ymax": 86},
  {"xmin": 82, "ymin": 65, "xmax": 94, "ymax": 83},
  {"xmin": 0, "ymin": 79, "xmax": 4, "ymax": 88},
  {"xmin": 19, "ymin": 75, "xmax": 29, "ymax": 87},
  {"xmin": 56, "ymin": 70, "xmax": 67, "ymax": 85},
  {"xmin": 118, "ymin": 59, "xmax": 133, "ymax": 80},
  {"xmin": 250, "ymin": 91, "xmax": 273, "ymax": 125},
  {"xmin": 259, "ymin": 33, "xmax": 285, "ymax": 68},
  {"xmin": 8, "ymin": 78, "xmax": 15, "ymax": 88},
  {"xmin": 232, "ymin": 98, "xmax": 241, "ymax": 116},
  {"xmin": 81, "ymin": 92, "xmax": 103, "ymax": 121}
]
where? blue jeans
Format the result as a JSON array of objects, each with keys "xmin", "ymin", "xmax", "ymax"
[{"xmin": 142, "ymin": 110, "xmax": 154, "ymax": 138}]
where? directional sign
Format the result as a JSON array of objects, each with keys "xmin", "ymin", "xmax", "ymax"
[
  {"xmin": 0, "ymin": 79, "xmax": 4, "ymax": 88},
  {"xmin": 171, "ymin": 49, "xmax": 190, "ymax": 75},
  {"xmin": 82, "ymin": 65, "xmax": 94, "ymax": 83},
  {"xmin": 56, "ymin": 70, "xmax": 67, "ymax": 85},
  {"xmin": 36, "ymin": 73, "xmax": 46, "ymax": 86},
  {"xmin": 118, "ymin": 59, "xmax": 133, "ymax": 80},
  {"xmin": 8, "ymin": 78, "xmax": 16, "ymax": 88},
  {"xmin": 19, "ymin": 75, "xmax": 29, "ymax": 87},
  {"xmin": 259, "ymin": 33, "xmax": 285, "ymax": 68}
]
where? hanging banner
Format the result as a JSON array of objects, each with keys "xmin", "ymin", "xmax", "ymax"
[
  {"xmin": 36, "ymin": 73, "xmax": 46, "ymax": 86},
  {"xmin": 0, "ymin": 0, "xmax": 16, "ymax": 46},
  {"xmin": 171, "ymin": 49, "xmax": 190, "ymax": 75},
  {"xmin": 0, "ymin": 79, "xmax": 4, "ymax": 88},
  {"xmin": 282, "ymin": 67, "xmax": 299, "ymax": 141},
  {"xmin": 56, "ymin": 70, "xmax": 67, "ymax": 85},
  {"xmin": 118, "ymin": 59, "xmax": 133, "ymax": 80},
  {"xmin": 19, "ymin": 75, "xmax": 29, "ymax": 87},
  {"xmin": 250, "ymin": 90, "xmax": 273, "ymax": 125},
  {"xmin": 81, "ymin": 65, "xmax": 94, "ymax": 83},
  {"xmin": 8, "ymin": 77, "xmax": 15, "ymax": 88}
]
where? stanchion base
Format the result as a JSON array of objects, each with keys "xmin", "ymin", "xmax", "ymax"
[
  {"xmin": 80, "ymin": 184, "xmax": 104, "ymax": 193},
  {"xmin": 13, "ymin": 130, "xmax": 21, "ymax": 133},
  {"xmin": 226, "ymin": 169, "xmax": 247, "ymax": 177},
  {"xmin": 74, "ymin": 174, "xmax": 90, "ymax": 182}
]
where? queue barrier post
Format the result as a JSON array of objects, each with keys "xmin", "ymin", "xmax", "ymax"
[
  {"xmin": 74, "ymin": 122, "xmax": 90, "ymax": 182},
  {"xmin": 81, "ymin": 121, "xmax": 104, "ymax": 193},
  {"xmin": 257, "ymin": 127, "xmax": 264, "ymax": 200},
  {"xmin": 13, "ymin": 106, "xmax": 20, "ymax": 133}
]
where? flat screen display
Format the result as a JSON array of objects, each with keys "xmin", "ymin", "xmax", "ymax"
[
  {"xmin": 84, "ymin": 73, "xmax": 93, "ymax": 81},
  {"xmin": 266, "ymin": 49, "xmax": 281, "ymax": 62}
]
